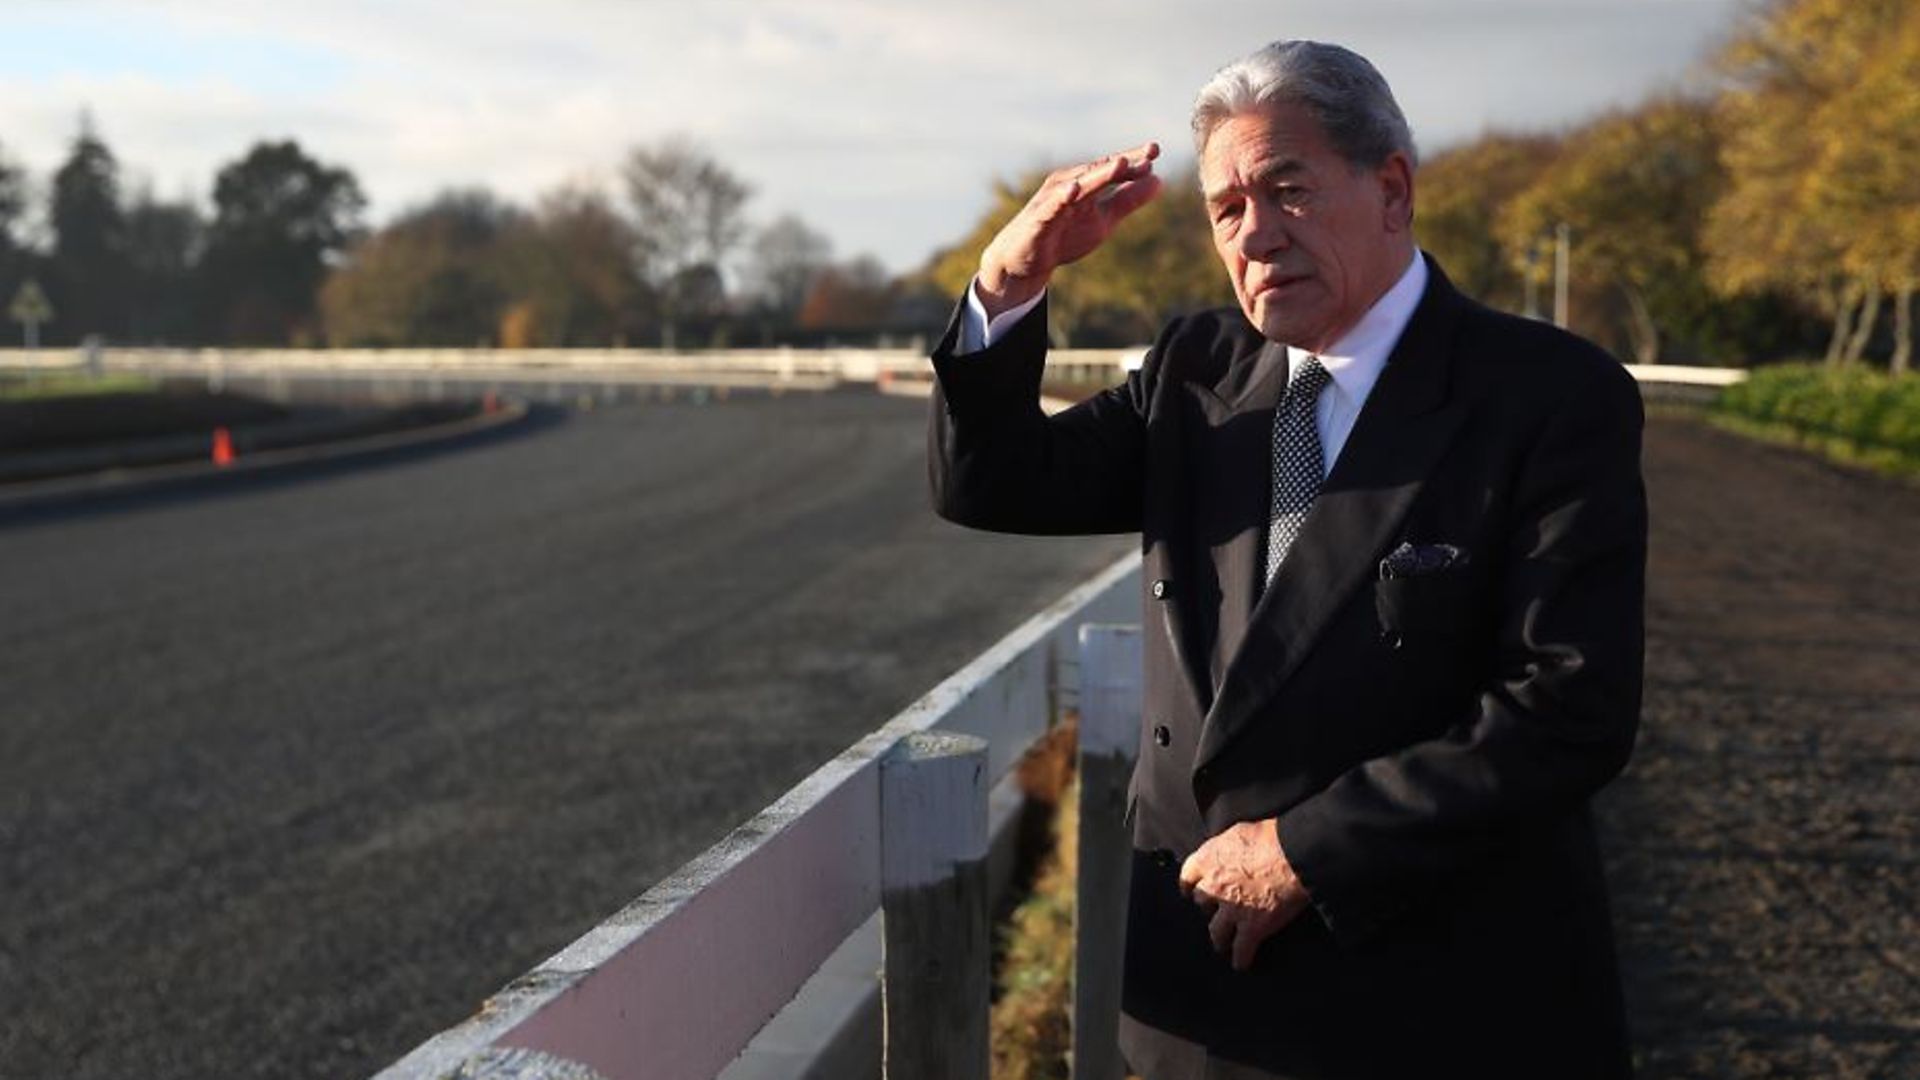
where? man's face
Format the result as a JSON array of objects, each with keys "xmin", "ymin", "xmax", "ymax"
[{"xmin": 1200, "ymin": 102, "xmax": 1414, "ymax": 352}]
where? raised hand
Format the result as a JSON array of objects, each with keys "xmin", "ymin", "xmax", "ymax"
[{"xmin": 975, "ymin": 142, "xmax": 1163, "ymax": 318}]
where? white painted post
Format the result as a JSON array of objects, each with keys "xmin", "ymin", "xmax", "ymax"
[
  {"xmin": 1074, "ymin": 624, "xmax": 1142, "ymax": 1080},
  {"xmin": 880, "ymin": 731, "xmax": 990, "ymax": 1080}
]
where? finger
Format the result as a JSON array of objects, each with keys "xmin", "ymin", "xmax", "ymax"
[
  {"xmin": 1103, "ymin": 140, "xmax": 1160, "ymax": 172},
  {"xmin": 1097, "ymin": 174, "xmax": 1164, "ymax": 222},
  {"xmin": 1208, "ymin": 904, "xmax": 1235, "ymax": 955},
  {"xmin": 1062, "ymin": 143, "xmax": 1158, "ymax": 208},
  {"xmin": 1178, "ymin": 851, "xmax": 1202, "ymax": 894},
  {"xmin": 1078, "ymin": 149, "xmax": 1149, "ymax": 199},
  {"xmin": 1230, "ymin": 918, "xmax": 1264, "ymax": 971},
  {"xmin": 1031, "ymin": 178, "xmax": 1083, "ymax": 225}
]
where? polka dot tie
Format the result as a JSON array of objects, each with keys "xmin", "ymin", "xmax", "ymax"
[{"xmin": 1263, "ymin": 355, "xmax": 1331, "ymax": 587}]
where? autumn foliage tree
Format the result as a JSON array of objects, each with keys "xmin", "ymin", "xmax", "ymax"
[
  {"xmin": 320, "ymin": 190, "xmax": 518, "ymax": 347},
  {"xmin": 1707, "ymin": 0, "xmax": 1920, "ymax": 369},
  {"xmin": 1414, "ymin": 133, "xmax": 1561, "ymax": 314},
  {"xmin": 322, "ymin": 184, "xmax": 653, "ymax": 348},
  {"xmin": 927, "ymin": 165, "xmax": 1229, "ymax": 347},
  {"xmin": 1495, "ymin": 99, "xmax": 1725, "ymax": 363}
]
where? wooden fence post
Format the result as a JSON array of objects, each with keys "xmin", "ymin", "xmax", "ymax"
[
  {"xmin": 1074, "ymin": 624, "xmax": 1142, "ymax": 1080},
  {"xmin": 880, "ymin": 731, "xmax": 990, "ymax": 1080}
]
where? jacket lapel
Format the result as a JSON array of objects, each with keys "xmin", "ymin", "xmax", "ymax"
[
  {"xmin": 1192, "ymin": 270, "xmax": 1471, "ymax": 775},
  {"xmin": 1167, "ymin": 341, "xmax": 1290, "ymax": 715}
]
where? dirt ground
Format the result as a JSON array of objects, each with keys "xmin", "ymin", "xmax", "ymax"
[{"xmin": 1597, "ymin": 415, "xmax": 1920, "ymax": 1077}]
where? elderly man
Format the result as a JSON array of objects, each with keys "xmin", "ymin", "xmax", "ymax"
[{"xmin": 928, "ymin": 39, "xmax": 1646, "ymax": 1079}]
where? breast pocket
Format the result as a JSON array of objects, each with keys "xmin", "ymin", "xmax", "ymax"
[{"xmin": 1374, "ymin": 571, "xmax": 1485, "ymax": 642}]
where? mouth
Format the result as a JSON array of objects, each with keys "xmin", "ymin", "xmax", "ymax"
[{"xmin": 1251, "ymin": 274, "xmax": 1309, "ymax": 299}]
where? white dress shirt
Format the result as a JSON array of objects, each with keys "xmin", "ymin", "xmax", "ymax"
[{"xmin": 955, "ymin": 250, "xmax": 1429, "ymax": 478}]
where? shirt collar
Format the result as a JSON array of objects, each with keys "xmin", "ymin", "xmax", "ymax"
[{"xmin": 1285, "ymin": 249, "xmax": 1427, "ymax": 403}]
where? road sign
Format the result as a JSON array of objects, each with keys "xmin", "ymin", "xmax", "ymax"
[{"xmin": 9, "ymin": 279, "xmax": 53, "ymax": 348}]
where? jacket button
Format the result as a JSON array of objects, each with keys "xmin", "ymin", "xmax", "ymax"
[
  {"xmin": 1151, "ymin": 579, "xmax": 1170, "ymax": 600},
  {"xmin": 1379, "ymin": 629, "xmax": 1404, "ymax": 650},
  {"xmin": 1153, "ymin": 724, "xmax": 1172, "ymax": 747},
  {"xmin": 1154, "ymin": 850, "xmax": 1178, "ymax": 870}
]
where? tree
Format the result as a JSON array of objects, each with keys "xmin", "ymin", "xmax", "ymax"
[
  {"xmin": 322, "ymin": 183, "xmax": 655, "ymax": 349},
  {"xmin": 1497, "ymin": 99, "xmax": 1724, "ymax": 362},
  {"xmin": 797, "ymin": 254, "xmax": 893, "ymax": 332},
  {"xmin": 622, "ymin": 136, "xmax": 752, "ymax": 347},
  {"xmin": 1414, "ymin": 132, "xmax": 1562, "ymax": 313},
  {"xmin": 122, "ymin": 188, "xmax": 204, "ymax": 344},
  {"xmin": 202, "ymin": 139, "xmax": 364, "ymax": 345},
  {"xmin": 50, "ymin": 119, "xmax": 128, "ymax": 343},
  {"xmin": 0, "ymin": 143, "xmax": 31, "ymax": 326},
  {"xmin": 1706, "ymin": 0, "xmax": 1915, "ymax": 366},
  {"xmin": 320, "ymin": 189, "xmax": 520, "ymax": 347},
  {"xmin": 0, "ymin": 143, "xmax": 25, "ymax": 255},
  {"xmin": 747, "ymin": 214, "xmax": 833, "ymax": 321},
  {"xmin": 929, "ymin": 165, "xmax": 1228, "ymax": 346},
  {"xmin": 1802, "ymin": 1, "xmax": 1920, "ymax": 371},
  {"xmin": 495, "ymin": 183, "xmax": 651, "ymax": 347}
]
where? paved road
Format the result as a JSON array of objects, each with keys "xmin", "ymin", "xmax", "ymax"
[
  {"xmin": 0, "ymin": 389, "xmax": 1131, "ymax": 1080},
  {"xmin": 1599, "ymin": 416, "xmax": 1920, "ymax": 1077}
]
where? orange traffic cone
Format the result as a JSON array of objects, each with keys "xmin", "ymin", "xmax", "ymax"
[
  {"xmin": 482, "ymin": 391, "xmax": 499, "ymax": 414},
  {"xmin": 211, "ymin": 427, "xmax": 235, "ymax": 467}
]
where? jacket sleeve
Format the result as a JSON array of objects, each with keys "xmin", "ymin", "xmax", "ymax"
[
  {"xmin": 1275, "ymin": 356, "xmax": 1649, "ymax": 947},
  {"xmin": 928, "ymin": 294, "xmax": 1162, "ymax": 536}
]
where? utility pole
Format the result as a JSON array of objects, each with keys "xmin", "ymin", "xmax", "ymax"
[
  {"xmin": 1522, "ymin": 246, "xmax": 1540, "ymax": 320},
  {"xmin": 1553, "ymin": 223, "xmax": 1571, "ymax": 330}
]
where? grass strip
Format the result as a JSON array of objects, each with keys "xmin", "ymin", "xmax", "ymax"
[
  {"xmin": 0, "ymin": 372, "xmax": 159, "ymax": 401},
  {"xmin": 991, "ymin": 772, "xmax": 1080, "ymax": 1080}
]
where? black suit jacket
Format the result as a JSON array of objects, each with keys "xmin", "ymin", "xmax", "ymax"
[{"xmin": 928, "ymin": 260, "xmax": 1646, "ymax": 1079}]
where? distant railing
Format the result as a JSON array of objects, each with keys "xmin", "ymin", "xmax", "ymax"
[
  {"xmin": 371, "ymin": 553, "xmax": 1143, "ymax": 1080},
  {"xmin": 3, "ymin": 344, "xmax": 1748, "ymax": 403}
]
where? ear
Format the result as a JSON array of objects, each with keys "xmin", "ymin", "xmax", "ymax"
[{"xmin": 1376, "ymin": 151, "xmax": 1414, "ymax": 234}]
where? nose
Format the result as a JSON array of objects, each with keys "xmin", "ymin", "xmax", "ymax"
[{"xmin": 1236, "ymin": 198, "xmax": 1288, "ymax": 263}]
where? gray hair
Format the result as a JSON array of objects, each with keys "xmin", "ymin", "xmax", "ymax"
[{"xmin": 1191, "ymin": 40, "xmax": 1417, "ymax": 169}]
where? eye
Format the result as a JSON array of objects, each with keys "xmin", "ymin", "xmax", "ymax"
[{"xmin": 1210, "ymin": 199, "xmax": 1243, "ymax": 227}]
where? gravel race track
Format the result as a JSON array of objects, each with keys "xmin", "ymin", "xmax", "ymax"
[
  {"xmin": 1599, "ymin": 417, "xmax": 1920, "ymax": 1077},
  {"xmin": 2, "ymin": 395, "xmax": 1916, "ymax": 1079},
  {"xmin": 0, "ymin": 389, "xmax": 1131, "ymax": 1080}
]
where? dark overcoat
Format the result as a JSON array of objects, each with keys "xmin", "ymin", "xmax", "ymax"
[{"xmin": 928, "ymin": 260, "xmax": 1647, "ymax": 1079}]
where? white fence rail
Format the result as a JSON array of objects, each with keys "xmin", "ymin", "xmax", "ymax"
[
  {"xmin": 2, "ymin": 345, "xmax": 1749, "ymax": 400},
  {"xmin": 374, "ymin": 553, "xmax": 1142, "ymax": 1080}
]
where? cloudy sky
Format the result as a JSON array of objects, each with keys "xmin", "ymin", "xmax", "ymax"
[{"xmin": 0, "ymin": 0, "xmax": 1748, "ymax": 274}]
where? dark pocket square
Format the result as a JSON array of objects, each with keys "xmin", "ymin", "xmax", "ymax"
[{"xmin": 1378, "ymin": 541, "xmax": 1470, "ymax": 579}]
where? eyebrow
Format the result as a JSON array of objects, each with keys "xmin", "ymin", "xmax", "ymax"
[{"xmin": 1203, "ymin": 158, "xmax": 1308, "ymax": 204}]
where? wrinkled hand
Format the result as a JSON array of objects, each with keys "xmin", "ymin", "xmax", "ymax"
[
  {"xmin": 1178, "ymin": 819, "xmax": 1312, "ymax": 971},
  {"xmin": 975, "ymin": 142, "xmax": 1163, "ymax": 318}
]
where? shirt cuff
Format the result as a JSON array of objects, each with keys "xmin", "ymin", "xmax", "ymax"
[{"xmin": 957, "ymin": 278, "xmax": 1045, "ymax": 355}]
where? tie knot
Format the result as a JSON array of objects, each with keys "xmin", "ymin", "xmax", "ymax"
[{"xmin": 1290, "ymin": 355, "xmax": 1331, "ymax": 401}]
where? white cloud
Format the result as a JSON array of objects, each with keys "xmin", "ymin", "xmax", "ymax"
[{"xmin": 0, "ymin": 0, "xmax": 1745, "ymax": 272}]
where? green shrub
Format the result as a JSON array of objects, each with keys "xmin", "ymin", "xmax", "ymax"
[{"xmin": 1712, "ymin": 363, "xmax": 1920, "ymax": 470}]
